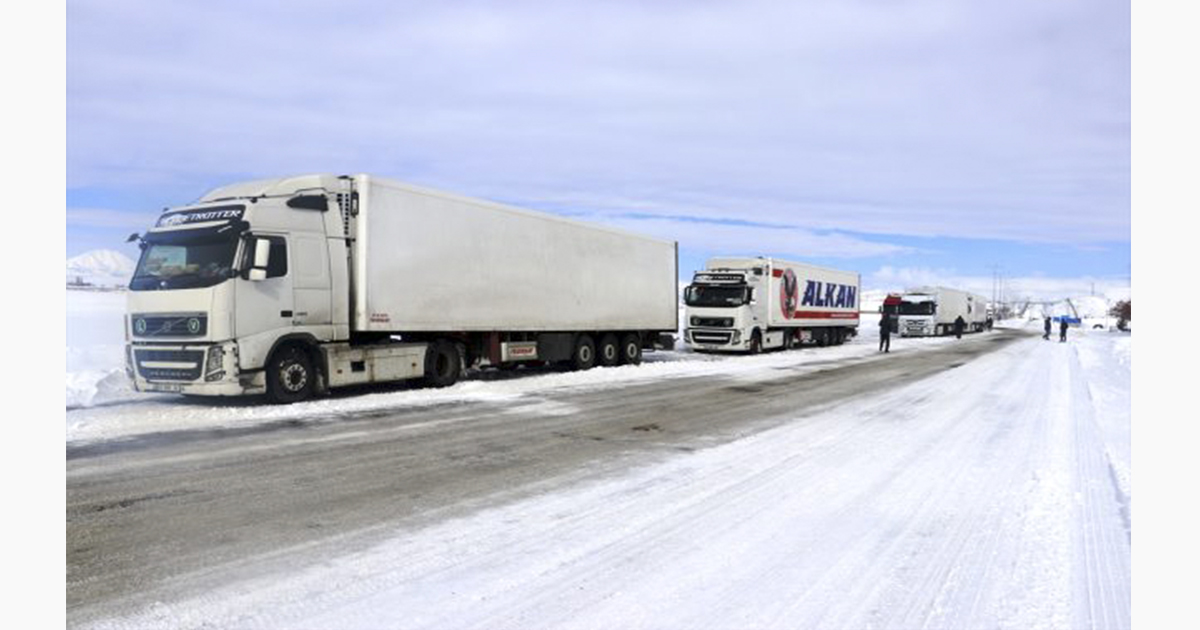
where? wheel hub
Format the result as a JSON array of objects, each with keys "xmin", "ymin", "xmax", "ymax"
[{"xmin": 283, "ymin": 363, "xmax": 307, "ymax": 391}]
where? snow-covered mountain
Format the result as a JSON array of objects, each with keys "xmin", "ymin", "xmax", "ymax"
[{"xmin": 66, "ymin": 249, "xmax": 136, "ymax": 288}]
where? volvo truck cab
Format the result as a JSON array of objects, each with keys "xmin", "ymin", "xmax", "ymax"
[{"xmin": 125, "ymin": 177, "xmax": 349, "ymax": 399}]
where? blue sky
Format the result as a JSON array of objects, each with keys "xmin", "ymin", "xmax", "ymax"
[{"xmin": 66, "ymin": 0, "xmax": 1130, "ymax": 300}]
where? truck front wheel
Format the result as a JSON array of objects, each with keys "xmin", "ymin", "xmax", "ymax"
[
  {"xmin": 267, "ymin": 345, "xmax": 315, "ymax": 404},
  {"xmin": 749, "ymin": 331, "xmax": 762, "ymax": 354},
  {"xmin": 423, "ymin": 340, "xmax": 462, "ymax": 388}
]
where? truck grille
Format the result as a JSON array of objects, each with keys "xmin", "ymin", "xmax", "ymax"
[
  {"xmin": 690, "ymin": 330, "xmax": 734, "ymax": 345},
  {"xmin": 131, "ymin": 313, "xmax": 207, "ymax": 338},
  {"xmin": 134, "ymin": 349, "xmax": 205, "ymax": 381},
  {"xmin": 690, "ymin": 316, "xmax": 734, "ymax": 328}
]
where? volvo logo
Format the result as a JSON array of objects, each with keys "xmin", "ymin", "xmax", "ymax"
[{"xmin": 187, "ymin": 317, "xmax": 201, "ymax": 334}]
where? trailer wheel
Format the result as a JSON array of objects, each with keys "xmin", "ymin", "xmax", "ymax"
[
  {"xmin": 423, "ymin": 340, "xmax": 461, "ymax": 388},
  {"xmin": 788, "ymin": 329, "xmax": 803, "ymax": 350},
  {"xmin": 266, "ymin": 345, "xmax": 314, "ymax": 404},
  {"xmin": 619, "ymin": 333, "xmax": 642, "ymax": 365},
  {"xmin": 598, "ymin": 333, "xmax": 620, "ymax": 367},
  {"xmin": 572, "ymin": 334, "xmax": 596, "ymax": 370}
]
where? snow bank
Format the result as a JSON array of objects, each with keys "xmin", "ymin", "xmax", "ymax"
[
  {"xmin": 66, "ymin": 296, "xmax": 981, "ymax": 443},
  {"xmin": 66, "ymin": 291, "xmax": 143, "ymax": 409},
  {"xmin": 66, "ymin": 320, "xmax": 976, "ymax": 444}
]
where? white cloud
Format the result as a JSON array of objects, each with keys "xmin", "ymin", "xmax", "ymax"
[
  {"xmin": 66, "ymin": 207, "xmax": 155, "ymax": 230},
  {"xmin": 67, "ymin": 0, "xmax": 1129, "ymax": 245},
  {"xmin": 591, "ymin": 215, "xmax": 911, "ymax": 260}
]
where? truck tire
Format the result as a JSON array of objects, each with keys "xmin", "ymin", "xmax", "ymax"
[
  {"xmin": 423, "ymin": 339, "xmax": 461, "ymax": 388},
  {"xmin": 266, "ymin": 345, "xmax": 315, "ymax": 404},
  {"xmin": 598, "ymin": 333, "xmax": 620, "ymax": 367},
  {"xmin": 788, "ymin": 329, "xmax": 802, "ymax": 350},
  {"xmin": 572, "ymin": 334, "xmax": 596, "ymax": 370},
  {"xmin": 619, "ymin": 333, "xmax": 642, "ymax": 365},
  {"xmin": 749, "ymin": 331, "xmax": 762, "ymax": 354}
]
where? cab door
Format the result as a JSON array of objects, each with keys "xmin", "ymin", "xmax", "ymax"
[
  {"xmin": 235, "ymin": 234, "xmax": 294, "ymax": 370},
  {"xmin": 290, "ymin": 232, "xmax": 332, "ymax": 331}
]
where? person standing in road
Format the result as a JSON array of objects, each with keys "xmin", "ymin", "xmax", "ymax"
[
  {"xmin": 1044, "ymin": 316, "xmax": 1052, "ymax": 340},
  {"xmin": 954, "ymin": 315, "xmax": 965, "ymax": 339},
  {"xmin": 879, "ymin": 311, "xmax": 892, "ymax": 353},
  {"xmin": 1060, "ymin": 317, "xmax": 1069, "ymax": 342}
]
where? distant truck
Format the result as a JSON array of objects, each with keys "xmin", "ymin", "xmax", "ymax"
[
  {"xmin": 881, "ymin": 293, "xmax": 903, "ymax": 334},
  {"xmin": 125, "ymin": 174, "xmax": 678, "ymax": 403},
  {"xmin": 683, "ymin": 257, "xmax": 860, "ymax": 353},
  {"xmin": 896, "ymin": 286, "xmax": 988, "ymax": 337}
]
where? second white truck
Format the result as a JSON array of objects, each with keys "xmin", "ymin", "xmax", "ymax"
[
  {"xmin": 683, "ymin": 257, "xmax": 860, "ymax": 353},
  {"xmin": 896, "ymin": 286, "xmax": 989, "ymax": 337}
]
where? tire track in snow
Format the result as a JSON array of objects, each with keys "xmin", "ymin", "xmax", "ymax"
[{"xmin": 1064, "ymin": 344, "xmax": 1131, "ymax": 630}]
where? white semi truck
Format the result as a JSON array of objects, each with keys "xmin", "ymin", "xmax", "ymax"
[
  {"xmin": 682, "ymin": 257, "xmax": 860, "ymax": 353},
  {"xmin": 896, "ymin": 286, "xmax": 989, "ymax": 337},
  {"xmin": 124, "ymin": 174, "xmax": 678, "ymax": 403}
]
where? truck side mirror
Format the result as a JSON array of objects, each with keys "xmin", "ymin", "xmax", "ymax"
[{"xmin": 248, "ymin": 238, "xmax": 271, "ymax": 281}]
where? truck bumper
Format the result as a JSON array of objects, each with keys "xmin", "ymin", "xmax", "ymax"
[
  {"xmin": 127, "ymin": 341, "xmax": 267, "ymax": 397},
  {"xmin": 684, "ymin": 328, "xmax": 746, "ymax": 352}
]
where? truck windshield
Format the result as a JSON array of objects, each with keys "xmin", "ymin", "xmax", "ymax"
[
  {"xmin": 684, "ymin": 284, "xmax": 748, "ymax": 307},
  {"xmin": 130, "ymin": 234, "xmax": 239, "ymax": 291},
  {"xmin": 899, "ymin": 301, "xmax": 936, "ymax": 316}
]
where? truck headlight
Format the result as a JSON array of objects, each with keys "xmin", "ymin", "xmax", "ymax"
[
  {"xmin": 125, "ymin": 345, "xmax": 135, "ymax": 380},
  {"xmin": 731, "ymin": 330, "xmax": 742, "ymax": 344},
  {"xmin": 205, "ymin": 345, "xmax": 226, "ymax": 382}
]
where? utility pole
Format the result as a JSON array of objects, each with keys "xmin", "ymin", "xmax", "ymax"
[{"xmin": 991, "ymin": 264, "xmax": 1000, "ymax": 317}]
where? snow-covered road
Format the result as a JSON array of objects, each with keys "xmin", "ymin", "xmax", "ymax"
[{"xmin": 67, "ymin": 325, "xmax": 1130, "ymax": 630}]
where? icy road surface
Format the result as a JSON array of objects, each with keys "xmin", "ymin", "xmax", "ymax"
[{"xmin": 67, "ymin": 326, "xmax": 1130, "ymax": 629}]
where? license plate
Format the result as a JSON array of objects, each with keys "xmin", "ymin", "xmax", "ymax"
[{"xmin": 146, "ymin": 383, "xmax": 183, "ymax": 393}]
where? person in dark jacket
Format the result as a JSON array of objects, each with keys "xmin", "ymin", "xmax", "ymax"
[
  {"xmin": 954, "ymin": 315, "xmax": 965, "ymax": 339},
  {"xmin": 1044, "ymin": 316, "xmax": 1052, "ymax": 340},
  {"xmin": 879, "ymin": 312, "xmax": 892, "ymax": 352},
  {"xmin": 1060, "ymin": 317, "xmax": 1069, "ymax": 342}
]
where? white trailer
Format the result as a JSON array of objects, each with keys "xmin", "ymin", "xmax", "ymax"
[
  {"xmin": 896, "ymin": 286, "xmax": 989, "ymax": 337},
  {"xmin": 124, "ymin": 174, "xmax": 678, "ymax": 402},
  {"xmin": 682, "ymin": 257, "xmax": 860, "ymax": 353}
]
